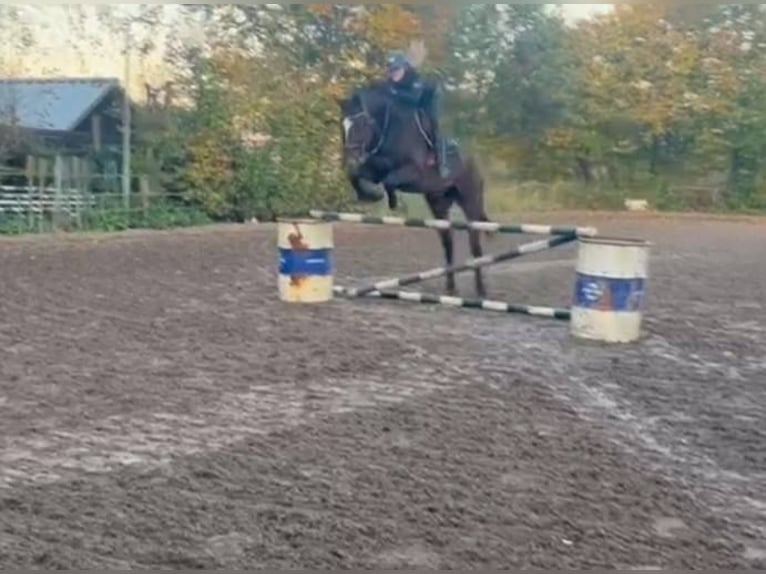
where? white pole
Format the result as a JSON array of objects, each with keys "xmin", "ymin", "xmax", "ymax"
[{"xmin": 122, "ymin": 25, "xmax": 132, "ymax": 212}]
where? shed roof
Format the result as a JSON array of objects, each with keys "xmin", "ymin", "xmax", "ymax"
[{"xmin": 0, "ymin": 77, "xmax": 121, "ymax": 132}]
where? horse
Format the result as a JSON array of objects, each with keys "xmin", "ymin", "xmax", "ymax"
[{"xmin": 337, "ymin": 81, "xmax": 491, "ymax": 298}]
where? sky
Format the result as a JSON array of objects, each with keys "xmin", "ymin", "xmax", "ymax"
[
  {"xmin": 6, "ymin": 4, "xmax": 613, "ymax": 93},
  {"xmin": 563, "ymin": 4, "xmax": 612, "ymax": 22}
]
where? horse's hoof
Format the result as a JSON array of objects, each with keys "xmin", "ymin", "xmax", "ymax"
[
  {"xmin": 385, "ymin": 189, "xmax": 398, "ymax": 210},
  {"xmin": 355, "ymin": 191, "xmax": 385, "ymax": 203}
]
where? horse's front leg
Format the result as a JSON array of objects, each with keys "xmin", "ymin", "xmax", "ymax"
[
  {"xmin": 381, "ymin": 165, "xmax": 422, "ymax": 193},
  {"xmin": 349, "ymin": 174, "xmax": 384, "ymax": 203},
  {"xmin": 381, "ymin": 165, "xmax": 419, "ymax": 212},
  {"xmin": 382, "ymin": 166, "xmax": 420, "ymax": 212},
  {"xmin": 383, "ymin": 184, "xmax": 398, "ymax": 210}
]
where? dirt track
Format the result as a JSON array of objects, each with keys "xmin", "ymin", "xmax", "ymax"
[{"xmin": 1, "ymin": 212, "xmax": 765, "ymax": 569}]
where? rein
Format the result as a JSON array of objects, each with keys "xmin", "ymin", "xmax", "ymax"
[{"xmin": 346, "ymin": 92, "xmax": 391, "ymax": 157}]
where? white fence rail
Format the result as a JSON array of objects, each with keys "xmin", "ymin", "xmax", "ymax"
[{"xmin": 0, "ymin": 186, "xmax": 95, "ymax": 215}]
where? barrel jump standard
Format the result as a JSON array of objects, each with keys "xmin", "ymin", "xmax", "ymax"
[{"xmin": 278, "ymin": 212, "xmax": 650, "ymax": 342}]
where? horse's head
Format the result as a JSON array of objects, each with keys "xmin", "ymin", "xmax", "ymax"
[{"xmin": 337, "ymin": 86, "xmax": 389, "ymax": 174}]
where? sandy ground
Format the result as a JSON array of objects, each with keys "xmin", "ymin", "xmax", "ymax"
[{"xmin": 0, "ymin": 211, "xmax": 765, "ymax": 569}]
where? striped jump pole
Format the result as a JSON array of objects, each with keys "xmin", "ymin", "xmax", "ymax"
[
  {"xmin": 309, "ymin": 210, "xmax": 598, "ymax": 238},
  {"xmin": 334, "ymin": 286, "xmax": 571, "ymax": 320},
  {"xmin": 343, "ymin": 233, "xmax": 578, "ymax": 299}
]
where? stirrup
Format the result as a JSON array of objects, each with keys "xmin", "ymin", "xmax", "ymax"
[
  {"xmin": 436, "ymin": 137, "xmax": 449, "ymax": 177},
  {"xmin": 437, "ymin": 159, "xmax": 450, "ymax": 178}
]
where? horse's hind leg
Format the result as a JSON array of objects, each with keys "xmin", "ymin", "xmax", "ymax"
[
  {"xmin": 439, "ymin": 229, "xmax": 457, "ymax": 296},
  {"xmin": 466, "ymin": 228, "xmax": 486, "ymax": 299},
  {"xmin": 455, "ymin": 175, "xmax": 489, "ymax": 299},
  {"xmin": 425, "ymin": 194, "xmax": 457, "ymax": 295}
]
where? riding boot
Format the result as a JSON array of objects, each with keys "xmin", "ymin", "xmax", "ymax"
[{"xmin": 428, "ymin": 96, "xmax": 450, "ymax": 179}]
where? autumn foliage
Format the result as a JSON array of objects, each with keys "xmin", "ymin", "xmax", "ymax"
[{"xmin": 164, "ymin": 4, "xmax": 766, "ymax": 218}]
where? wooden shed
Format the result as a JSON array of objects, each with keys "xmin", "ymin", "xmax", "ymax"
[{"xmin": 0, "ymin": 77, "xmax": 130, "ymax": 217}]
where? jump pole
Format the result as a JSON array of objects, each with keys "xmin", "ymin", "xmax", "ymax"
[
  {"xmin": 309, "ymin": 210, "xmax": 598, "ymax": 238},
  {"xmin": 333, "ymin": 286, "xmax": 571, "ymax": 320},
  {"xmin": 343, "ymin": 233, "xmax": 578, "ymax": 298}
]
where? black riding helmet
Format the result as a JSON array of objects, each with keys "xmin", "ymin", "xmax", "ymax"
[{"xmin": 386, "ymin": 51, "xmax": 412, "ymax": 74}]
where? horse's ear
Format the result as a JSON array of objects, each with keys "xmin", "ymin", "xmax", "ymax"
[{"xmin": 334, "ymin": 96, "xmax": 346, "ymax": 108}]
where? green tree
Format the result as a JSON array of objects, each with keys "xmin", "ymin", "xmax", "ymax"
[
  {"xmin": 485, "ymin": 12, "xmax": 580, "ymax": 176},
  {"xmin": 570, "ymin": 4, "xmax": 706, "ymax": 190},
  {"xmin": 694, "ymin": 5, "xmax": 766, "ymax": 206}
]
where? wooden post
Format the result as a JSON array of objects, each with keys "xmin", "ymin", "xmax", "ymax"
[
  {"xmin": 91, "ymin": 113, "xmax": 102, "ymax": 152},
  {"xmin": 72, "ymin": 157, "xmax": 83, "ymax": 229},
  {"xmin": 36, "ymin": 157, "xmax": 48, "ymax": 232},
  {"xmin": 24, "ymin": 155, "xmax": 34, "ymax": 229},
  {"xmin": 53, "ymin": 155, "xmax": 63, "ymax": 230},
  {"xmin": 81, "ymin": 159, "xmax": 92, "ymax": 228},
  {"xmin": 122, "ymin": 27, "xmax": 132, "ymax": 212},
  {"xmin": 140, "ymin": 175, "xmax": 150, "ymax": 222},
  {"xmin": 63, "ymin": 157, "xmax": 73, "ymax": 229}
]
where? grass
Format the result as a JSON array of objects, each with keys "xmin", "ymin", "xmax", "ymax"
[
  {"xmin": 359, "ymin": 178, "xmax": 624, "ymax": 222},
  {"xmin": 354, "ymin": 174, "xmax": 766, "ymax": 225}
]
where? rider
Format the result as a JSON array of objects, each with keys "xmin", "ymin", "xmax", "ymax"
[{"xmin": 384, "ymin": 51, "xmax": 450, "ymax": 178}]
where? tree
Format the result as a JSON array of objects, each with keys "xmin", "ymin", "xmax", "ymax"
[
  {"xmin": 486, "ymin": 12, "xmax": 578, "ymax": 171},
  {"xmin": 573, "ymin": 5, "xmax": 704, "ymax": 179},
  {"xmin": 179, "ymin": 45, "xmax": 350, "ymax": 220},
  {"xmin": 694, "ymin": 5, "xmax": 766, "ymax": 206},
  {"xmin": 0, "ymin": 6, "xmax": 39, "ymax": 164}
]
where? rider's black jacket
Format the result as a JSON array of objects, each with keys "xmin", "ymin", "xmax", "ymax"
[{"xmin": 385, "ymin": 67, "xmax": 440, "ymax": 110}]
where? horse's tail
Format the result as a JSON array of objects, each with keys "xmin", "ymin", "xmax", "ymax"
[
  {"xmin": 461, "ymin": 155, "xmax": 495, "ymax": 242},
  {"xmin": 475, "ymin": 168, "xmax": 490, "ymax": 224}
]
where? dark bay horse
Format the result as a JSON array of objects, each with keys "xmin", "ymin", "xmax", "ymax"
[{"xmin": 337, "ymin": 82, "xmax": 491, "ymax": 298}]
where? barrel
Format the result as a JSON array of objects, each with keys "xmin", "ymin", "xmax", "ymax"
[
  {"xmin": 571, "ymin": 236, "xmax": 650, "ymax": 343},
  {"xmin": 277, "ymin": 218, "xmax": 334, "ymax": 303}
]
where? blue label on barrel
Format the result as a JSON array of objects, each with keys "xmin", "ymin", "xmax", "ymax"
[
  {"xmin": 574, "ymin": 273, "xmax": 645, "ymax": 312},
  {"xmin": 279, "ymin": 248, "xmax": 332, "ymax": 276}
]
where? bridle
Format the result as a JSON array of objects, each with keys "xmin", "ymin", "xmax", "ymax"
[{"xmin": 343, "ymin": 92, "xmax": 391, "ymax": 159}]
